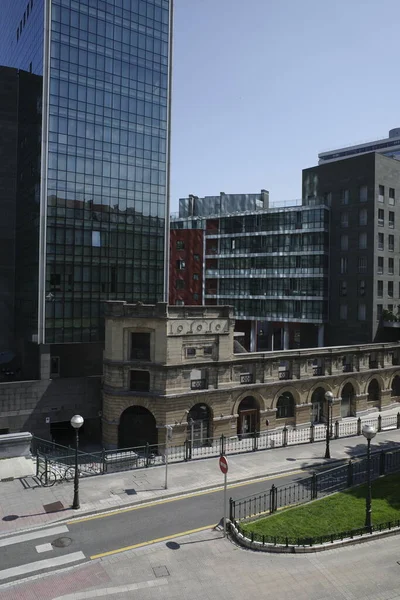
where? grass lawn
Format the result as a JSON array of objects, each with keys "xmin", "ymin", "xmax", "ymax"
[{"xmin": 241, "ymin": 473, "xmax": 400, "ymax": 540}]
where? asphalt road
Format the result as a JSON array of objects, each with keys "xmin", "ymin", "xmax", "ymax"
[{"xmin": 0, "ymin": 468, "xmax": 312, "ymax": 582}]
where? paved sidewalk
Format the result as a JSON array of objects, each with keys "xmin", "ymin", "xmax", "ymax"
[
  {"xmin": 1, "ymin": 406, "xmax": 400, "ymax": 535},
  {"xmin": 2, "ymin": 524, "xmax": 400, "ymax": 600}
]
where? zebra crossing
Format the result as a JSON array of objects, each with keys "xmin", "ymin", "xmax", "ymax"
[{"xmin": 0, "ymin": 525, "xmax": 86, "ymax": 584}]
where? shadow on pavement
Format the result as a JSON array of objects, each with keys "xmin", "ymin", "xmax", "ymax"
[
  {"xmin": 344, "ymin": 439, "xmax": 400, "ymax": 458},
  {"xmin": 2, "ymin": 507, "xmax": 71, "ymax": 522},
  {"xmin": 166, "ymin": 535, "xmax": 221, "ymax": 550}
]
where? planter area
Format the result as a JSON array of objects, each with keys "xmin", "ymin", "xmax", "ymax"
[{"xmin": 230, "ymin": 471, "xmax": 400, "ymax": 552}]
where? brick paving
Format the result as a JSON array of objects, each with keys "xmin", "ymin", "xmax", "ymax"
[
  {"xmin": 0, "ymin": 562, "xmax": 110, "ymax": 600},
  {"xmin": 2, "ymin": 528, "xmax": 400, "ymax": 600}
]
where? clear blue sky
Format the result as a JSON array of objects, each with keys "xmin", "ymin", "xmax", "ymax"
[{"xmin": 170, "ymin": 0, "xmax": 400, "ymax": 211}]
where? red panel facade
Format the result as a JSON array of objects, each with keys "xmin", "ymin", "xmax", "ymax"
[{"xmin": 169, "ymin": 229, "xmax": 204, "ymax": 305}]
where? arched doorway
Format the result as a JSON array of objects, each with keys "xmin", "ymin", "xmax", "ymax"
[
  {"xmin": 276, "ymin": 392, "xmax": 295, "ymax": 419},
  {"xmin": 367, "ymin": 379, "xmax": 380, "ymax": 408},
  {"xmin": 391, "ymin": 375, "xmax": 400, "ymax": 399},
  {"xmin": 311, "ymin": 387, "xmax": 326, "ymax": 423},
  {"xmin": 118, "ymin": 406, "xmax": 157, "ymax": 449},
  {"xmin": 341, "ymin": 383, "xmax": 355, "ymax": 417},
  {"xmin": 237, "ymin": 396, "xmax": 259, "ymax": 438},
  {"xmin": 187, "ymin": 403, "xmax": 211, "ymax": 447}
]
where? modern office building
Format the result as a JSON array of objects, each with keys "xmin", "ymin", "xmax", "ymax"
[
  {"xmin": 303, "ymin": 152, "xmax": 400, "ymax": 346},
  {"xmin": 0, "ymin": 68, "xmax": 19, "ymax": 353},
  {"xmin": 0, "ymin": 0, "xmax": 173, "ymax": 379},
  {"xmin": 318, "ymin": 127, "xmax": 400, "ymax": 165},
  {"xmin": 171, "ymin": 192, "xmax": 329, "ymax": 351},
  {"xmin": 172, "ymin": 152, "xmax": 400, "ymax": 351}
]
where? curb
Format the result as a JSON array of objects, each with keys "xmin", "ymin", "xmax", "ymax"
[
  {"xmin": 229, "ymin": 521, "xmax": 400, "ymax": 554},
  {"xmin": 0, "ymin": 456, "xmax": 347, "ymax": 538}
]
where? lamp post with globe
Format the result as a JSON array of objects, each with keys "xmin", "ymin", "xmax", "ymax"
[
  {"xmin": 362, "ymin": 423, "xmax": 377, "ymax": 532},
  {"xmin": 324, "ymin": 391, "xmax": 334, "ymax": 459},
  {"xmin": 70, "ymin": 414, "xmax": 84, "ymax": 510}
]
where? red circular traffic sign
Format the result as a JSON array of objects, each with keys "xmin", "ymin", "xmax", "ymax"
[{"xmin": 219, "ymin": 455, "xmax": 228, "ymax": 474}]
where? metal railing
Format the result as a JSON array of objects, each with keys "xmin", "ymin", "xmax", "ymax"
[
  {"xmin": 31, "ymin": 411, "xmax": 400, "ymax": 481},
  {"xmin": 229, "ymin": 448, "xmax": 395, "ymax": 525},
  {"xmin": 233, "ymin": 519, "xmax": 400, "ymax": 548}
]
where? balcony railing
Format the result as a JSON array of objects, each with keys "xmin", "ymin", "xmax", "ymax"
[
  {"xmin": 240, "ymin": 373, "xmax": 254, "ymax": 384},
  {"xmin": 278, "ymin": 370, "xmax": 291, "ymax": 380},
  {"xmin": 190, "ymin": 379, "xmax": 207, "ymax": 390}
]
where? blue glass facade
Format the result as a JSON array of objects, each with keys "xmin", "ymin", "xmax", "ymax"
[
  {"xmin": 0, "ymin": 0, "xmax": 171, "ymax": 350},
  {"xmin": 1, "ymin": 0, "xmax": 45, "ymax": 75}
]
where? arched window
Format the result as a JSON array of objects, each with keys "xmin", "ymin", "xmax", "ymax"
[
  {"xmin": 391, "ymin": 375, "xmax": 400, "ymax": 397},
  {"xmin": 276, "ymin": 393, "xmax": 295, "ymax": 419},
  {"xmin": 118, "ymin": 406, "xmax": 157, "ymax": 449}
]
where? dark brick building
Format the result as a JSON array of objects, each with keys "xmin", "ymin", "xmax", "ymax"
[{"xmin": 169, "ymin": 229, "xmax": 203, "ymax": 306}]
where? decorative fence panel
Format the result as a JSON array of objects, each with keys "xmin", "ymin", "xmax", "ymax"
[
  {"xmin": 313, "ymin": 424, "xmax": 327, "ymax": 441},
  {"xmin": 381, "ymin": 414, "xmax": 397, "ymax": 429},
  {"xmin": 338, "ymin": 420, "xmax": 358, "ymax": 437},
  {"xmin": 287, "ymin": 427, "xmax": 310, "ymax": 445}
]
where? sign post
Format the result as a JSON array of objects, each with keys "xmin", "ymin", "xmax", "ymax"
[
  {"xmin": 165, "ymin": 425, "xmax": 173, "ymax": 490},
  {"xmin": 219, "ymin": 455, "xmax": 228, "ymax": 537}
]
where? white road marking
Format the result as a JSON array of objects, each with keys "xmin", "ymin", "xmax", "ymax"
[
  {"xmin": 0, "ymin": 551, "xmax": 86, "ymax": 581},
  {"xmin": 35, "ymin": 543, "xmax": 53, "ymax": 553},
  {"xmin": 52, "ymin": 577, "xmax": 169, "ymax": 599},
  {"xmin": 0, "ymin": 525, "xmax": 69, "ymax": 548}
]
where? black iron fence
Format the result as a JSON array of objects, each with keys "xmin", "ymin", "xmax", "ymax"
[
  {"xmin": 31, "ymin": 410, "xmax": 400, "ymax": 481},
  {"xmin": 229, "ymin": 447, "xmax": 400, "ymax": 524},
  {"xmin": 233, "ymin": 519, "xmax": 400, "ymax": 548}
]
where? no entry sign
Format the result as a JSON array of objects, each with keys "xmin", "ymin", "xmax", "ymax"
[{"xmin": 219, "ymin": 455, "xmax": 228, "ymax": 475}]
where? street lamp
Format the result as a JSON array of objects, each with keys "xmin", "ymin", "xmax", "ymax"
[
  {"xmin": 362, "ymin": 423, "xmax": 377, "ymax": 532},
  {"xmin": 70, "ymin": 414, "xmax": 84, "ymax": 510},
  {"xmin": 324, "ymin": 391, "xmax": 334, "ymax": 459},
  {"xmin": 164, "ymin": 425, "xmax": 173, "ymax": 490}
]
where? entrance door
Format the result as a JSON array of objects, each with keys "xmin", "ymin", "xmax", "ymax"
[
  {"xmin": 192, "ymin": 420, "xmax": 207, "ymax": 446},
  {"xmin": 238, "ymin": 409, "xmax": 257, "ymax": 438},
  {"xmin": 237, "ymin": 396, "xmax": 259, "ymax": 439},
  {"xmin": 311, "ymin": 387, "xmax": 326, "ymax": 423},
  {"xmin": 341, "ymin": 383, "xmax": 356, "ymax": 418},
  {"xmin": 187, "ymin": 403, "xmax": 211, "ymax": 447},
  {"xmin": 118, "ymin": 406, "xmax": 157, "ymax": 448},
  {"xmin": 312, "ymin": 401, "xmax": 322, "ymax": 423},
  {"xmin": 340, "ymin": 397, "xmax": 351, "ymax": 418}
]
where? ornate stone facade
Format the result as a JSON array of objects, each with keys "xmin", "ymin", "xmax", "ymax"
[{"xmin": 102, "ymin": 301, "xmax": 400, "ymax": 449}]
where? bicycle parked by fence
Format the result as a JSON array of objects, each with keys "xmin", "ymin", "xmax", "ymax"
[{"xmin": 39, "ymin": 463, "xmax": 77, "ymax": 487}]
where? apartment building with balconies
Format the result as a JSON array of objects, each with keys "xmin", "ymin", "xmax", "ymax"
[{"xmin": 170, "ymin": 192, "xmax": 329, "ymax": 351}]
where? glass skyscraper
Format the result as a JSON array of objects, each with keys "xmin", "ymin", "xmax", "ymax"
[{"xmin": 0, "ymin": 0, "xmax": 172, "ymax": 375}]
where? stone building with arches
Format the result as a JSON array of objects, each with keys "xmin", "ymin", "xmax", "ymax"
[{"xmin": 102, "ymin": 301, "xmax": 400, "ymax": 449}]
